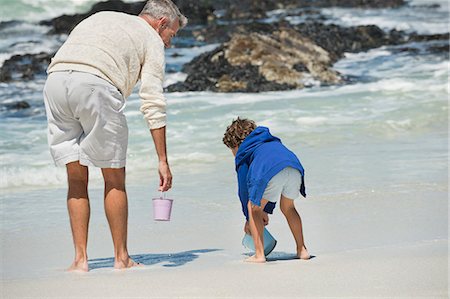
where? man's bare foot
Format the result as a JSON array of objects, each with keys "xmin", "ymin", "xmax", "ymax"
[
  {"xmin": 297, "ymin": 245, "xmax": 311, "ymax": 260},
  {"xmin": 68, "ymin": 259, "xmax": 88, "ymax": 272},
  {"xmin": 244, "ymin": 254, "xmax": 266, "ymax": 263},
  {"xmin": 114, "ymin": 257, "xmax": 142, "ymax": 270}
]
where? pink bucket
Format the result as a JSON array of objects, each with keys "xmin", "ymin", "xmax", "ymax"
[{"xmin": 152, "ymin": 196, "xmax": 173, "ymax": 221}]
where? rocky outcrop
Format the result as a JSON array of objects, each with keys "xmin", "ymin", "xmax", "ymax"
[
  {"xmin": 0, "ymin": 52, "xmax": 52, "ymax": 82},
  {"xmin": 167, "ymin": 21, "xmax": 413, "ymax": 92},
  {"xmin": 167, "ymin": 27, "xmax": 342, "ymax": 93}
]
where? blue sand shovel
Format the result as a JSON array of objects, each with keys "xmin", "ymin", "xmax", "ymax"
[{"xmin": 242, "ymin": 227, "xmax": 277, "ymax": 256}]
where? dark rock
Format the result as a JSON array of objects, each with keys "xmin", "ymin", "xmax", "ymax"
[
  {"xmin": 408, "ymin": 33, "xmax": 450, "ymax": 42},
  {"xmin": 3, "ymin": 101, "xmax": 31, "ymax": 110},
  {"xmin": 411, "ymin": 4, "xmax": 441, "ymax": 9},
  {"xmin": 0, "ymin": 20, "xmax": 22, "ymax": 30},
  {"xmin": 293, "ymin": 63, "xmax": 308, "ymax": 72},
  {"xmin": 0, "ymin": 52, "xmax": 53, "ymax": 82},
  {"xmin": 428, "ymin": 44, "xmax": 450, "ymax": 54},
  {"xmin": 294, "ymin": 23, "xmax": 408, "ymax": 62}
]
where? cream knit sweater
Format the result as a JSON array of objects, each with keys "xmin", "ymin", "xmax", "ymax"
[{"xmin": 48, "ymin": 11, "xmax": 166, "ymax": 129}]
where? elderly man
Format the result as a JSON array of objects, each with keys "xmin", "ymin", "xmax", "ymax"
[{"xmin": 43, "ymin": 0, "xmax": 187, "ymax": 271}]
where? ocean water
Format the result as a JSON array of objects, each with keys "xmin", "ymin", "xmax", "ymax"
[{"xmin": 0, "ymin": 2, "xmax": 447, "ymax": 205}]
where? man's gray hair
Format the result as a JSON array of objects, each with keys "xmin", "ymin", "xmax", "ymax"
[{"xmin": 140, "ymin": 0, "xmax": 188, "ymax": 28}]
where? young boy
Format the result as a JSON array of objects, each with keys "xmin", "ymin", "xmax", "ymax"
[{"xmin": 223, "ymin": 117, "xmax": 310, "ymax": 263}]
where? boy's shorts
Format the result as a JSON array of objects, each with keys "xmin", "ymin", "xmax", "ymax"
[
  {"xmin": 43, "ymin": 70, "xmax": 128, "ymax": 168},
  {"xmin": 262, "ymin": 167, "xmax": 302, "ymax": 203}
]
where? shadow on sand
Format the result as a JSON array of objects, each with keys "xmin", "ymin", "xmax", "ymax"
[{"xmin": 88, "ymin": 249, "xmax": 221, "ymax": 270}]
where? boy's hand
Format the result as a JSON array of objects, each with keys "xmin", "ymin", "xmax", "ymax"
[
  {"xmin": 262, "ymin": 212, "xmax": 269, "ymax": 226},
  {"xmin": 244, "ymin": 221, "xmax": 251, "ymax": 235}
]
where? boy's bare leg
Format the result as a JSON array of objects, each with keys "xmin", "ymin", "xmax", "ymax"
[
  {"xmin": 280, "ymin": 195, "xmax": 310, "ymax": 260},
  {"xmin": 66, "ymin": 161, "xmax": 90, "ymax": 272},
  {"xmin": 246, "ymin": 201, "xmax": 266, "ymax": 263},
  {"xmin": 101, "ymin": 167, "xmax": 139, "ymax": 269}
]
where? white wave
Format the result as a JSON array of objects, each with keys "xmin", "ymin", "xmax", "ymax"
[
  {"xmin": 342, "ymin": 48, "xmax": 392, "ymax": 63},
  {"xmin": 385, "ymin": 119, "xmax": 413, "ymax": 131},
  {"xmin": 165, "ymin": 44, "xmax": 220, "ymax": 65},
  {"xmin": 295, "ymin": 116, "xmax": 329, "ymax": 125},
  {"xmin": 0, "ymin": 53, "xmax": 13, "ymax": 68},
  {"xmin": 319, "ymin": 3, "xmax": 449, "ymax": 34},
  {"xmin": 164, "ymin": 72, "xmax": 188, "ymax": 88},
  {"xmin": 170, "ymin": 152, "xmax": 218, "ymax": 164},
  {"xmin": 0, "ymin": 165, "xmax": 66, "ymax": 189},
  {"xmin": 166, "ymin": 90, "xmax": 304, "ymax": 107}
]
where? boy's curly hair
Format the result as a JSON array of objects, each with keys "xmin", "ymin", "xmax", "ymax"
[{"xmin": 223, "ymin": 117, "xmax": 257, "ymax": 149}]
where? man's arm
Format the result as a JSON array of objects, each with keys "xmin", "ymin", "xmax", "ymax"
[{"xmin": 150, "ymin": 126, "xmax": 172, "ymax": 191}]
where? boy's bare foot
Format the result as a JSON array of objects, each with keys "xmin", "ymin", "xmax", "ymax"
[
  {"xmin": 68, "ymin": 260, "xmax": 88, "ymax": 272},
  {"xmin": 244, "ymin": 254, "xmax": 266, "ymax": 263},
  {"xmin": 297, "ymin": 245, "xmax": 311, "ymax": 260},
  {"xmin": 114, "ymin": 257, "xmax": 142, "ymax": 270}
]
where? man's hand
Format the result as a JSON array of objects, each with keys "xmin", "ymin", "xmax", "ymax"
[
  {"xmin": 150, "ymin": 126, "xmax": 172, "ymax": 191},
  {"xmin": 262, "ymin": 212, "xmax": 269, "ymax": 226},
  {"xmin": 244, "ymin": 221, "xmax": 251, "ymax": 235},
  {"xmin": 158, "ymin": 161, "xmax": 172, "ymax": 191}
]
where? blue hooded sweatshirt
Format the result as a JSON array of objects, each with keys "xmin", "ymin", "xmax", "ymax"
[{"xmin": 235, "ymin": 126, "xmax": 306, "ymax": 220}]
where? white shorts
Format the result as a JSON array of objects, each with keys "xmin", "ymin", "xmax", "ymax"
[
  {"xmin": 43, "ymin": 71, "xmax": 128, "ymax": 168},
  {"xmin": 262, "ymin": 167, "xmax": 302, "ymax": 203}
]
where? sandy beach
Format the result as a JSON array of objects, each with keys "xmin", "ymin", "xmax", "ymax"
[
  {"xmin": 2, "ymin": 172, "xmax": 448, "ymax": 298},
  {"xmin": 3, "ymin": 240, "xmax": 447, "ymax": 298}
]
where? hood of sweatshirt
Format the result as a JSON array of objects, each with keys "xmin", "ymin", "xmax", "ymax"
[{"xmin": 235, "ymin": 126, "xmax": 280, "ymax": 168}]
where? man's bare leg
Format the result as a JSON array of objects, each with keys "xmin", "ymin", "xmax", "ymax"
[
  {"xmin": 102, "ymin": 167, "xmax": 139, "ymax": 269},
  {"xmin": 66, "ymin": 161, "xmax": 90, "ymax": 272},
  {"xmin": 280, "ymin": 195, "xmax": 310, "ymax": 260},
  {"xmin": 246, "ymin": 201, "xmax": 266, "ymax": 263}
]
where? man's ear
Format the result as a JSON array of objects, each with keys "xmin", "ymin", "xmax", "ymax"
[{"xmin": 158, "ymin": 17, "xmax": 169, "ymax": 30}]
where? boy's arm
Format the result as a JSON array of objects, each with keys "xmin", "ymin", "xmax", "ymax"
[{"xmin": 237, "ymin": 164, "xmax": 250, "ymax": 220}]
